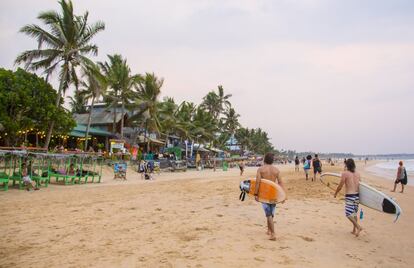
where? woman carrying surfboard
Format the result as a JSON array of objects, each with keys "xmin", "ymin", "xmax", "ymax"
[
  {"xmin": 254, "ymin": 153, "xmax": 286, "ymax": 241},
  {"xmin": 334, "ymin": 158, "xmax": 363, "ymax": 237}
]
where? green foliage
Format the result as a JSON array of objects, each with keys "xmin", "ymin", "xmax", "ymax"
[
  {"xmin": 68, "ymin": 90, "xmax": 88, "ymax": 113},
  {"xmin": 0, "ymin": 68, "xmax": 75, "ymax": 146}
]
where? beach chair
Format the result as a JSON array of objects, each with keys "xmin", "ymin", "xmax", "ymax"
[{"xmin": 0, "ymin": 172, "xmax": 9, "ymax": 191}]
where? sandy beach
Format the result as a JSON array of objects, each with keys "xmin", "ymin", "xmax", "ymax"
[{"xmin": 0, "ymin": 162, "xmax": 413, "ymax": 268}]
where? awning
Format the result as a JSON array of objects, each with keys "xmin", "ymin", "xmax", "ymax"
[
  {"xmin": 72, "ymin": 124, "xmax": 114, "ymax": 137},
  {"xmin": 137, "ymin": 135, "xmax": 165, "ymax": 145},
  {"xmin": 208, "ymin": 147, "xmax": 224, "ymax": 153},
  {"xmin": 69, "ymin": 130, "xmax": 90, "ymax": 138}
]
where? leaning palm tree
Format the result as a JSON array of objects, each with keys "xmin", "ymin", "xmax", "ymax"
[
  {"xmin": 99, "ymin": 54, "xmax": 141, "ymax": 137},
  {"xmin": 15, "ymin": 0, "xmax": 105, "ymax": 149},
  {"xmin": 80, "ymin": 61, "xmax": 107, "ymax": 150}
]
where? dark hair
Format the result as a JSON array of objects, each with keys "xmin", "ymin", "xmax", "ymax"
[
  {"xmin": 264, "ymin": 153, "xmax": 274, "ymax": 165},
  {"xmin": 315, "ymin": 154, "xmax": 318, "ymax": 158},
  {"xmin": 306, "ymin": 155, "xmax": 312, "ymax": 160},
  {"xmin": 399, "ymin": 161, "xmax": 403, "ymax": 166},
  {"xmin": 346, "ymin": 158, "xmax": 356, "ymax": 173}
]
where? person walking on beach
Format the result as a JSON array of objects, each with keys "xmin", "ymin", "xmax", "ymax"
[
  {"xmin": 303, "ymin": 155, "xmax": 312, "ymax": 180},
  {"xmin": 334, "ymin": 159, "xmax": 362, "ymax": 237},
  {"xmin": 312, "ymin": 154, "xmax": 322, "ymax": 182},
  {"xmin": 294, "ymin": 156, "xmax": 300, "ymax": 172},
  {"xmin": 239, "ymin": 160, "xmax": 245, "ymax": 176},
  {"xmin": 254, "ymin": 153, "xmax": 285, "ymax": 241},
  {"xmin": 391, "ymin": 161, "xmax": 408, "ymax": 193}
]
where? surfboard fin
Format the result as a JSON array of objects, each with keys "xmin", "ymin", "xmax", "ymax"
[
  {"xmin": 394, "ymin": 212, "xmax": 401, "ymax": 223},
  {"xmin": 239, "ymin": 191, "xmax": 246, "ymax": 201}
]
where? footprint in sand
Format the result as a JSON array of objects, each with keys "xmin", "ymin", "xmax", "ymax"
[
  {"xmin": 254, "ymin": 256, "xmax": 265, "ymax": 262},
  {"xmin": 216, "ymin": 214, "xmax": 223, "ymax": 217},
  {"xmin": 298, "ymin": 235, "xmax": 315, "ymax": 242}
]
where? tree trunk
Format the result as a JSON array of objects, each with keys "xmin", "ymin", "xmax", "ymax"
[
  {"xmin": 121, "ymin": 100, "xmax": 125, "ymax": 138},
  {"xmin": 84, "ymin": 96, "xmax": 95, "ymax": 151},
  {"xmin": 43, "ymin": 76, "xmax": 65, "ymax": 149},
  {"xmin": 113, "ymin": 103, "xmax": 117, "ymax": 134}
]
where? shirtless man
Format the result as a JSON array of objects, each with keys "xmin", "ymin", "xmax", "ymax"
[
  {"xmin": 254, "ymin": 153, "xmax": 286, "ymax": 241},
  {"xmin": 334, "ymin": 158, "xmax": 362, "ymax": 237}
]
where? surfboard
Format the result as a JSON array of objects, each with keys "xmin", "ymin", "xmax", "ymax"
[
  {"xmin": 320, "ymin": 172, "xmax": 402, "ymax": 221},
  {"xmin": 239, "ymin": 178, "xmax": 286, "ymax": 204}
]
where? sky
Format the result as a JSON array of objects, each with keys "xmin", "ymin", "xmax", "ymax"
[{"xmin": 1, "ymin": 0, "xmax": 413, "ymax": 155}]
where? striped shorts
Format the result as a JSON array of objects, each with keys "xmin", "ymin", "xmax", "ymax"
[{"xmin": 345, "ymin": 193, "xmax": 359, "ymax": 217}]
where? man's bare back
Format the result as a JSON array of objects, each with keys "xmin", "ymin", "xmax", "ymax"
[
  {"xmin": 341, "ymin": 171, "xmax": 360, "ymax": 194},
  {"xmin": 256, "ymin": 164, "xmax": 280, "ymax": 184}
]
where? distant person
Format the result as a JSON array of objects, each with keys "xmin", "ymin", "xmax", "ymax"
[
  {"xmin": 301, "ymin": 157, "xmax": 305, "ymax": 165},
  {"xmin": 391, "ymin": 161, "xmax": 408, "ymax": 193},
  {"xmin": 22, "ymin": 163, "xmax": 39, "ymax": 191},
  {"xmin": 239, "ymin": 161, "xmax": 245, "ymax": 176},
  {"xmin": 294, "ymin": 156, "xmax": 300, "ymax": 172},
  {"xmin": 196, "ymin": 152, "xmax": 201, "ymax": 170},
  {"xmin": 303, "ymin": 155, "xmax": 312, "ymax": 180},
  {"xmin": 254, "ymin": 153, "xmax": 286, "ymax": 241},
  {"xmin": 343, "ymin": 158, "xmax": 347, "ymax": 171},
  {"xmin": 312, "ymin": 154, "xmax": 322, "ymax": 182},
  {"xmin": 334, "ymin": 159, "xmax": 362, "ymax": 237},
  {"xmin": 213, "ymin": 158, "xmax": 217, "ymax": 172}
]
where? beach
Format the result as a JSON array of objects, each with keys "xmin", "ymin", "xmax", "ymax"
[{"xmin": 0, "ymin": 162, "xmax": 413, "ymax": 268}]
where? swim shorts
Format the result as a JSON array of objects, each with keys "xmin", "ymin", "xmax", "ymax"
[
  {"xmin": 313, "ymin": 167, "xmax": 322, "ymax": 174},
  {"xmin": 262, "ymin": 203, "xmax": 276, "ymax": 217},
  {"xmin": 345, "ymin": 193, "xmax": 359, "ymax": 217}
]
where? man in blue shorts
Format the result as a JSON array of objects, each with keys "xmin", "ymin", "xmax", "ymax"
[{"xmin": 254, "ymin": 153, "xmax": 286, "ymax": 241}]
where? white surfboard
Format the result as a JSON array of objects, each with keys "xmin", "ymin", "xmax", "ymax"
[{"xmin": 321, "ymin": 172, "xmax": 402, "ymax": 221}]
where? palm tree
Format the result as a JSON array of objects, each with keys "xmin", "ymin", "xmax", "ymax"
[
  {"xmin": 158, "ymin": 98, "xmax": 189, "ymax": 144},
  {"xmin": 80, "ymin": 61, "xmax": 107, "ymax": 150},
  {"xmin": 129, "ymin": 73, "xmax": 163, "ymax": 150},
  {"xmin": 235, "ymin": 127, "xmax": 251, "ymax": 153},
  {"xmin": 201, "ymin": 92, "xmax": 220, "ymax": 119},
  {"xmin": 216, "ymin": 85, "xmax": 232, "ymax": 113},
  {"xmin": 68, "ymin": 90, "xmax": 88, "ymax": 113},
  {"xmin": 99, "ymin": 54, "xmax": 141, "ymax": 137},
  {"xmin": 15, "ymin": 0, "xmax": 105, "ymax": 149},
  {"xmin": 223, "ymin": 107, "xmax": 240, "ymax": 135}
]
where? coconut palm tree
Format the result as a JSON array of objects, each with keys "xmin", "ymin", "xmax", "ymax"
[
  {"xmin": 128, "ymin": 73, "xmax": 163, "ymax": 150},
  {"xmin": 15, "ymin": 0, "xmax": 105, "ymax": 149},
  {"xmin": 223, "ymin": 107, "xmax": 240, "ymax": 135},
  {"xmin": 201, "ymin": 85, "xmax": 231, "ymax": 120},
  {"xmin": 68, "ymin": 90, "xmax": 88, "ymax": 113},
  {"xmin": 80, "ymin": 61, "xmax": 107, "ymax": 150},
  {"xmin": 235, "ymin": 127, "xmax": 251, "ymax": 152},
  {"xmin": 99, "ymin": 54, "xmax": 141, "ymax": 137}
]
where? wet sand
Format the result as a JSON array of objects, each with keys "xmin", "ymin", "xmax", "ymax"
[{"xmin": 0, "ymin": 162, "xmax": 413, "ymax": 267}]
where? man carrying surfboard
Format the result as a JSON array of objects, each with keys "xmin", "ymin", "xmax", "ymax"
[
  {"xmin": 254, "ymin": 153, "xmax": 286, "ymax": 241},
  {"xmin": 334, "ymin": 158, "xmax": 363, "ymax": 237}
]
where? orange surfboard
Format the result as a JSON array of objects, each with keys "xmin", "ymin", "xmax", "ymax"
[{"xmin": 240, "ymin": 178, "xmax": 286, "ymax": 204}]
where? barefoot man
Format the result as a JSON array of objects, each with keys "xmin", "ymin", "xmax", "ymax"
[
  {"xmin": 254, "ymin": 152, "xmax": 286, "ymax": 241},
  {"xmin": 334, "ymin": 158, "xmax": 363, "ymax": 237}
]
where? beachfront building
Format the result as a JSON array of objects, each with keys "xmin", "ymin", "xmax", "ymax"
[{"xmin": 73, "ymin": 103, "xmax": 129, "ymax": 134}]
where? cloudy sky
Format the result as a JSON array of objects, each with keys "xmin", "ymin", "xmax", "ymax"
[{"xmin": 1, "ymin": 0, "xmax": 413, "ymax": 154}]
